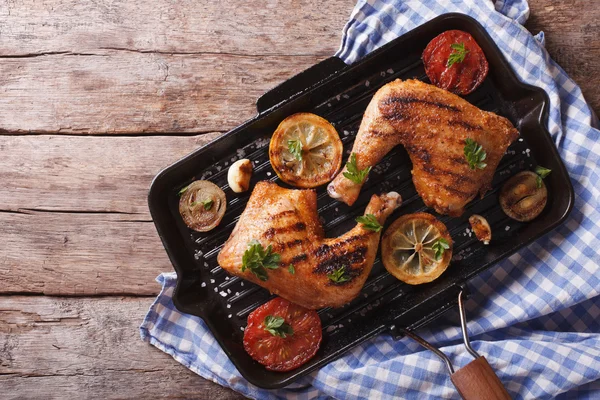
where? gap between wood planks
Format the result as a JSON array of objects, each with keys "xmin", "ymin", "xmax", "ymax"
[
  {"xmin": 0, "ymin": 49, "xmax": 332, "ymax": 59},
  {"xmin": 0, "ymin": 130, "xmax": 225, "ymax": 137}
]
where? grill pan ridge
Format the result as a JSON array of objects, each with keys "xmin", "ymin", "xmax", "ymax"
[{"xmin": 148, "ymin": 14, "xmax": 573, "ymax": 388}]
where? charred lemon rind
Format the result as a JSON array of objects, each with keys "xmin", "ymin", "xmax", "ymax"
[
  {"xmin": 269, "ymin": 113, "xmax": 343, "ymax": 188},
  {"xmin": 381, "ymin": 212, "xmax": 453, "ymax": 285}
]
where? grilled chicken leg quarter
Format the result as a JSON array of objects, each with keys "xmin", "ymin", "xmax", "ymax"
[
  {"xmin": 328, "ymin": 79, "xmax": 519, "ymax": 216},
  {"xmin": 217, "ymin": 181, "xmax": 402, "ymax": 309}
]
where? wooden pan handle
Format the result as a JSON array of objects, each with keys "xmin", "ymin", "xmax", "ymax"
[{"xmin": 450, "ymin": 356, "xmax": 511, "ymax": 400}]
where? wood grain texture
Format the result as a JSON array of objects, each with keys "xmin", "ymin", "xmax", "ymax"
[
  {"xmin": 0, "ymin": 134, "xmax": 224, "ymax": 295},
  {"xmin": 0, "ymin": 0, "xmax": 351, "ymax": 56},
  {"xmin": 0, "ymin": 134, "xmax": 219, "ymax": 215},
  {"xmin": 1, "ymin": 210, "xmax": 169, "ymax": 295},
  {"xmin": 0, "ymin": 0, "xmax": 354, "ymax": 134},
  {"xmin": 450, "ymin": 357, "xmax": 511, "ymax": 400},
  {"xmin": 0, "ymin": 52, "xmax": 322, "ymax": 134},
  {"xmin": 0, "ymin": 296, "xmax": 245, "ymax": 399},
  {"xmin": 526, "ymin": 0, "xmax": 600, "ymax": 114}
]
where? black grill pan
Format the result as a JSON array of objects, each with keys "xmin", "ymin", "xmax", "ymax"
[{"xmin": 148, "ymin": 13, "xmax": 573, "ymax": 389}]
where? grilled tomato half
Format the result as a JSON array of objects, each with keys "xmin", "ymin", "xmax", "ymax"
[
  {"xmin": 243, "ymin": 297, "xmax": 322, "ymax": 371},
  {"xmin": 422, "ymin": 30, "xmax": 489, "ymax": 95}
]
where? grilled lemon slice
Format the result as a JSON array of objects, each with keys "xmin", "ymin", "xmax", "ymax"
[
  {"xmin": 381, "ymin": 213, "xmax": 452, "ymax": 285},
  {"xmin": 269, "ymin": 113, "xmax": 343, "ymax": 188}
]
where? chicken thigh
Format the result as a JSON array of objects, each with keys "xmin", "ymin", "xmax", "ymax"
[
  {"xmin": 328, "ymin": 79, "xmax": 519, "ymax": 216},
  {"xmin": 217, "ymin": 181, "xmax": 401, "ymax": 309}
]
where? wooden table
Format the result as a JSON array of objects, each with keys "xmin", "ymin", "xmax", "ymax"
[{"xmin": 1, "ymin": 1, "xmax": 597, "ymax": 398}]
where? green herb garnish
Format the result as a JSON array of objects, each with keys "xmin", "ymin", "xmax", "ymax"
[
  {"xmin": 264, "ymin": 315, "xmax": 294, "ymax": 338},
  {"xmin": 288, "ymin": 139, "xmax": 303, "ymax": 161},
  {"xmin": 288, "ymin": 264, "xmax": 295, "ymax": 274},
  {"xmin": 191, "ymin": 199, "xmax": 213, "ymax": 210},
  {"xmin": 241, "ymin": 240, "xmax": 281, "ymax": 281},
  {"xmin": 343, "ymin": 153, "xmax": 371, "ymax": 184},
  {"xmin": 356, "ymin": 214, "xmax": 382, "ymax": 232},
  {"xmin": 464, "ymin": 138, "xmax": 487, "ymax": 170},
  {"xmin": 431, "ymin": 238, "xmax": 450, "ymax": 261},
  {"xmin": 327, "ymin": 265, "xmax": 350, "ymax": 284},
  {"xmin": 447, "ymin": 42, "xmax": 470, "ymax": 68},
  {"xmin": 178, "ymin": 184, "xmax": 191, "ymax": 196},
  {"xmin": 534, "ymin": 165, "xmax": 552, "ymax": 188}
]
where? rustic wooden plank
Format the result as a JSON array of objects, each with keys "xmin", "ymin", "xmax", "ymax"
[
  {"xmin": 0, "ymin": 296, "xmax": 244, "ymax": 399},
  {"xmin": 1, "ymin": 211, "xmax": 170, "ymax": 295},
  {"xmin": 0, "ymin": 0, "xmax": 353, "ymax": 56},
  {"xmin": 0, "ymin": 52, "xmax": 324, "ymax": 134},
  {"xmin": 0, "ymin": 134, "xmax": 225, "ymax": 295},
  {"xmin": 526, "ymin": 0, "xmax": 600, "ymax": 113},
  {"xmin": 0, "ymin": 0, "xmax": 353, "ymax": 135},
  {"xmin": 0, "ymin": 134, "xmax": 219, "ymax": 216}
]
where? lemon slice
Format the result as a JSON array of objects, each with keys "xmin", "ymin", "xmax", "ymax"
[
  {"xmin": 381, "ymin": 212, "xmax": 453, "ymax": 285},
  {"xmin": 269, "ymin": 113, "xmax": 343, "ymax": 188}
]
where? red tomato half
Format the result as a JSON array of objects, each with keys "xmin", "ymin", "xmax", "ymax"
[
  {"xmin": 422, "ymin": 30, "xmax": 489, "ymax": 96},
  {"xmin": 243, "ymin": 297, "xmax": 322, "ymax": 372}
]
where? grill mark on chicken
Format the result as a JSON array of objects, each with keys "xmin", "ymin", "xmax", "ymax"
[
  {"xmin": 283, "ymin": 238, "xmax": 305, "ymax": 249},
  {"xmin": 263, "ymin": 222, "xmax": 307, "ymax": 239},
  {"xmin": 422, "ymin": 165, "xmax": 477, "ymax": 184},
  {"xmin": 290, "ymin": 253, "xmax": 308, "ymax": 264},
  {"xmin": 313, "ymin": 234, "xmax": 366, "ymax": 258},
  {"xmin": 442, "ymin": 185, "xmax": 476, "ymax": 199},
  {"xmin": 381, "ymin": 96, "xmax": 462, "ymax": 112},
  {"xmin": 366, "ymin": 128, "xmax": 394, "ymax": 139},
  {"xmin": 449, "ymin": 155, "xmax": 469, "ymax": 165},
  {"xmin": 272, "ymin": 238, "xmax": 306, "ymax": 254},
  {"xmin": 268, "ymin": 209, "xmax": 299, "ymax": 220},
  {"xmin": 405, "ymin": 145, "xmax": 430, "ymax": 164},
  {"xmin": 313, "ymin": 246, "xmax": 368, "ymax": 276},
  {"xmin": 447, "ymin": 119, "xmax": 483, "ymax": 131}
]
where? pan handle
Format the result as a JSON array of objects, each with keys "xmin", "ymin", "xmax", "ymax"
[
  {"xmin": 451, "ymin": 356, "xmax": 511, "ymax": 400},
  {"xmin": 452, "ymin": 290, "xmax": 512, "ymax": 399},
  {"xmin": 396, "ymin": 290, "xmax": 512, "ymax": 400},
  {"xmin": 255, "ymin": 56, "xmax": 347, "ymax": 114}
]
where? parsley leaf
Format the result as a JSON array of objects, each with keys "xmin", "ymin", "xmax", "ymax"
[
  {"xmin": 287, "ymin": 139, "xmax": 303, "ymax": 161},
  {"xmin": 356, "ymin": 214, "xmax": 382, "ymax": 232},
  {"xmin": 431, "ymin": 238, "xmax": 450, "ymax": 261},
  {"xmin": 534, "ymin": 165, "xmax": 552, "ymax": 189},
  {"xmin": 464, "ymin": 138, "xmax": 487, "ymax": 170},
  {"xmin": 264, "ymin": 315, "xmax": 294, "ymax": 338},
  {"xmin": 343, "ymin": 153, "xmax": 371, "ymax": 184},
  {"xmin": 288, "ymin": 264, "xmax": 295, "ymax": 274},
  {"xmin": 327, "ymin": 265, "xmax": 350, "ymax": 284},
  {"xmin": 447, "ymin": 42, "xmax": 470, "ymax": 68},
  {"xmin": 241, "ymin": 240, "xmax": 281, "ymax": 281},
  {"xmin": 178, "ymin": 184, "xmax": 191, "ymax": 196},
  {"xmin": 191, "ymin": 199, "xmax": 213, "ymax": 210}
]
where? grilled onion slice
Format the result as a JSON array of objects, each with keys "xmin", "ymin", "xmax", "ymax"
[
  {"xmin": 179, "ymin": 180, "xmax": 226, "ymax": 232},
  {"xmin": 499, "ymin": 171, "xmax": 547, "ymax": 222}
]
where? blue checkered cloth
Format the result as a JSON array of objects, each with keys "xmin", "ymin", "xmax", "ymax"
[{"xmin": 141, "ymin": 0, "xmax": 600, "ymax": 398}]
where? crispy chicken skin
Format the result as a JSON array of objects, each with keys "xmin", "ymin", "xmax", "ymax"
[
  {"xmin": 217, "ymin": 181, "xmax": 401, "ymax": 309},
  {"xmin": 328, "ymin": 79, "xmax": 519, "ymax": 216}
]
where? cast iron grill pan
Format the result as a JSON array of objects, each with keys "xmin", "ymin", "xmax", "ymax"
[{"xmin": 148, "ymin": 14, "xmax": 573, "ymax": 389}]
